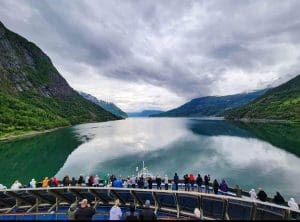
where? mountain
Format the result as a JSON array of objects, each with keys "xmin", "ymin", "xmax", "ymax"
[
  {"xmin": 128, "ymin": 110, "xmax": 163, "ymax": 117},
  {"xmin": 79, "ymin": 92, "xmax": 128, "ymax": 118},
  {"xmin": 0, "ymin": 21, "xmax": 120, "ymax": 138},
  {"xmin": 224, "ymin": 75, "xmax": 300, "ymax": 122},
  {"xmin": 151, "ymin": 90, "xmax": 267, "ymax": 117}
]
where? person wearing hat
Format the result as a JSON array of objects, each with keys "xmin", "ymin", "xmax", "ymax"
[
  {"xmin": 74, "ymin": 199, "xmax": 95, "ymax": 220},
  {"xmin": 109, "ymin": 199, "xmax": 122, "ymax": 220},
  {"xmin": 140, "ymin": 200, "xmax": 157, "ymax": 221},
  {"xmin": 67, "ymin": 202, "xmax": 78, "ymax": 220}
]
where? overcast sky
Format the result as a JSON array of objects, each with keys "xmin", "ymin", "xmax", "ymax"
[{"xmin": 1, "ymin": 0, "xmax": 300, "ymax": 112}]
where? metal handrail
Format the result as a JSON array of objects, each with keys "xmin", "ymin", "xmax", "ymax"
[{"xmin": 1, "ymin": 187, "xmax": 299, "ymax": 213}]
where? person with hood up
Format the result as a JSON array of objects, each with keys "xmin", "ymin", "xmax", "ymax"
[
  {"xmin": 257, "ymin": 188, "xmax": 268, "ymax": 202},
  {"xmin": 219, "ymin": 179, "xmax": 228, "ymax": 193},
  {"xmin": 273, "ymin": 192, "xmax": 285, "ymax": 205},
  {"xmin": 174, "ymin": 173, "xmax": 179, "ymax": 191},
  {"xmin": 249, "ymin": 189, "xmax": 257, "ymax": 200},
  {"xmin": 42, "ymin": 177, "xmax": 49, "ymax": 188},
  {"xmin": 164, "ymin": 175, "xmax": 169, "ymax": 190},
  {"xmin": 75, "ymin": 199, "xmax": 95, "ymax": 220},
  {"xmin": 94, "ymin": 175, "xmax": 100, "ymax": 187},
  {"xmin": 288, "ymin": 198, "xmax": 299, "ymax": 219},
  {"xmin": 125, "ymin": 203, "xmax": 139, "ymax": 220},
  {"xmin": 213, "ymin": 179, "xmax": 219, "ymax": 195},
  {"xmin": 196, "ymin": 174, "xmax": 203, "ymax": 192},
  {"xmin": 30, "ymin": 179, "xmax": 36, "ymax": 188},
  {"xmin": 109, "ymin": 199, "xmax": 122, "ymax": 220},
  {"xmin": 51, "ymin": 177, "xmax": 59, "ymax": 187},
  {"xmin": 189, "ymin": 174, "xmax": 195, "ymax": 191},
  {"xmin": 11, "ymin": 180, "xmax": 22, "ymax": 190},
  {"xmin": 140, "ymin": 200, "xmax": 157, "ymax": 221}
]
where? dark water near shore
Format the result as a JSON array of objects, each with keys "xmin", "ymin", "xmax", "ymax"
[{"xmin": 0, "ymin": 118, "xmax": 299, "ymax": 200}]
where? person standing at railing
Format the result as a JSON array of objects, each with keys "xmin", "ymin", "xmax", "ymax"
[
  {"xmin": 189, "ymin": 174, "xmax": 195, "ymax": 191},
  {"xmin": 42, "ymin": 177, "xmax": 49, "ymax": 188},
  {"xmin": 196, "ymin": 174, "xmax": 203, "ymax": 193},
  {"xmin": 11, "ymin": 180, "xmax": 22, "ymax": 190},
  {"xmin": 288, "ymin": 198, "xmax": 299, "ymax": 219},
  {"xmin": 71, "ymin": 177, "xmax": 76, "ymax": 186},
  {"xmin": 29, "ymin": 179, "xmax": 36, "ymax": 188},
  {"xmin": 130, "ymin": 175, "xmax": 136, "ymax": 188},
  {"xmin": 77, "ymin": 175, "xmax": 84, "ymax": 186},
  {"xmin": 257, "ymin": 188, "xmax": 268, "ymax": 202},
  {"xmin": 148, "ymin": 177, "xmax": 153, "ymax": 189},
  {"xmin": 273, "ymin": 192, "xmax": 285, "ymax": 205},
  {"xmin": 219, "ymin": 179, "xmax": 228, "ymax": 194},
  {"xmin": 138, "ymin": 176, "xmax": 144, "ymax": 189},
  {"xmin": 174, "ymin": 173, "xmax": 179, "ymax": 191},
  {"xmin": 213, "ymin": 179, "xmax": 219, "ymax": 194},
  {"xmin": 184, "ymin": 174, "xmax": 190, "ymax": 191},
  {"xmin": 62, "ymin": 175, "xmax": 70, "ymax": 187},
  {"xmin": 156, "ymin": 175, "xmax": 162, "ymax": 190},
  {"xmin": 164, "ymin": 175, "xmax": 169, "ymax": 190},
  {"xmin": 204, "ymin": 175, "xmax": 209, "ymax": 193},
  {"xmin": 94, "ymin": 175, "xmax": 100, "ymax": 187},
  {"xmin": 249, "ymin": 189, "xmax": 257, "ymax": 200}
]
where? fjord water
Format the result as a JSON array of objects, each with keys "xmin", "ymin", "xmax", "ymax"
[{"xmin": 0, "ymin": 118, "xmax": 300, "ymax": 199}]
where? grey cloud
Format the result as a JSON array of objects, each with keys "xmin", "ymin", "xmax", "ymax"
[{"xmin": 1, "ymin": 0, "xmax": 300, "ymax": 110}]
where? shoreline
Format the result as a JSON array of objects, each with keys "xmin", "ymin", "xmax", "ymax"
[{"xmin": 0, "ymin": 126, "xmax": 70, "ymax": 142}]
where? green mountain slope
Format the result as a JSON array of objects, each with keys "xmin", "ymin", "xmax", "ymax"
[
  {"xmin": 0, "ymin": 21, "xmax": 120, "ymax": 138},
  {"xmin": 224, "ymin": 75, "xmax": 300, "ymax": 122},
  {"xmin": 151, "ymin": 90, "xmax": 266, "ymax": 117},
  {"xmin": 79, "ymin": 92, "xmax": 128, "ymax": 118}
]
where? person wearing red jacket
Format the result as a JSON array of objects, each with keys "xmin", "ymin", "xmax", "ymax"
[{"xmin": 189, "ymin": 174, "xmax": 195, "ymax": 191}]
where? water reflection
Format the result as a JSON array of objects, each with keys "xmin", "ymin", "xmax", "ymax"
[
  {"xmin": 0, "ymin": 128, "xmax": 82, "ymax": 186},
  {"xmin": 55, "ymin": 118, "xmax": 300, "ymax": 199}
]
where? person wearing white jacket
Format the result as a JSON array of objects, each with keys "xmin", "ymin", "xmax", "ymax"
[
  {"xmin": 11, "ymin": 180, "xmax": 22, "ymax": 190},
  {"xmin": 288, "ymin": 198, "xmax": 299, "ymax": 219},
  {"xmin": 30, "ymin": 179, "xmax": 36, "ymax": 188},
  {"xmin": 164, "ymin": 175, "xmax": 169, "ymax": 190},
  {"xmin": 249, "ymin": 189, "xmax": 257, "ymax": 200}
]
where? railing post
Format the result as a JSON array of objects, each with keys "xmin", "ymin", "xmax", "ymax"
[
  {"xmin": 223, "ymin": 198, "xmax": 229, "ymax": 220},
  {"xmin": 250, "ymin": 202, "xmax": 257, "ymax": 220},
  {"xmin": 175, "ymin": 193, "xmax": 180, "ymax": 218}
]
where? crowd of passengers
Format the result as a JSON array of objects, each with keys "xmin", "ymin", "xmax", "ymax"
[{"xmin": 1, "ymin": 172, "xmax": 299, "ymax": 213}]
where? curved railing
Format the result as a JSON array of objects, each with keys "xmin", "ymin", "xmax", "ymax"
[{"xmin": 0, "ymin": 187, "xmax": 299, "ymax": 220}]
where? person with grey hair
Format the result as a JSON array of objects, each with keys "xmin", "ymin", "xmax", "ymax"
[
  {"xmin": 140, "ymin": 200, "xmax": 157, "ymax": 220},
  {"xmin": 109, "ymin": 199, "xmax": 122, "ymax": 220},
  {"xmin": 74, "ymin": 199, "xmax": 95, "ymax": 220}
]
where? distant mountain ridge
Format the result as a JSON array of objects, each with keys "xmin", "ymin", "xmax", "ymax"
[
  {"xmin": 224, "ymin": 75, "xmax": 300, "ymax": 122},
  {"xmin": 0, "ymin": 21, "xmax": 119, "ymax": 138},
  {"xmin": 79, "ymin": 92, "xmax": 128, "ymax": 118},
  {"xmin": 128, "ymin": 110, "xmax": 163, "ymax": 117},
  {"xmin": 151, "ymin": 90, "xmax": 267, "ymax": 117}
]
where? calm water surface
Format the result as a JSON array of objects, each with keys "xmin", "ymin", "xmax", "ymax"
[{"xmin": 0, "ymin": 118, "xmax": 299, "ymax": 200}]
